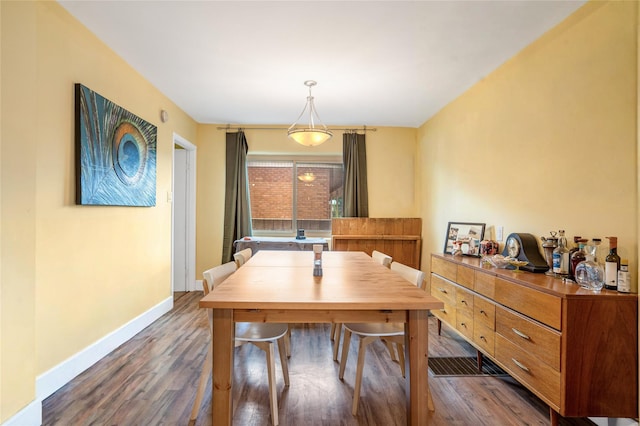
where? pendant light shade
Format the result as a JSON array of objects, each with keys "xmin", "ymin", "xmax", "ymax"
[
  {"xmin": 297, "ymin": 172, "xmax": 316, "ymax": 183},
  {"xmin": 288, "ymin": 80, "xmax": 333, "ymax": 147}
]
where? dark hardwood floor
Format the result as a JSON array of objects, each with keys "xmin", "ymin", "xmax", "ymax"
[{"xmin": 42, "ymin": 291, "xmax": 595, "ymax": 426}]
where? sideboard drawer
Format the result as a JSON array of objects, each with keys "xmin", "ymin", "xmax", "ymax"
[
  {"xmin": 432, "ymin": 301, "xmax": 456, "ymax": 326},
  {"xmin": 431, "ymin": 274, "xmax": 457, "ymax": 306},
  {"xmin": 496, "ymin": 334, "xmax": 561, "ymax": 408},
  {"xmin": 456, "ymin": 310, "xmax": 474, "ymax": 340},
  {"xmin": 494, "ymin": 277, "xmax": 561, "ymax": 330},
  {"xmin": 474, "ymin": 323, "xmax": 495, "ymax": 356},
  {"xmin": 432, "ymin": 256, "xmax": 457, "ymax": 281},
  {"xmin": 474, "ymin": 296, "xmax": 495, "ymax": 331},
  {"xmin": 496, "ymin": 306, "xmax": 561, "ymax": 371},
  {"xmin": 456, "ymin": 287, "xmax": 474, "ymax": 317},
  {"xmin": 457, "ymin": 265, "xmax": 474, "ymax": 289},
  {"xmin": 474, "ymin": 271, "xmax": 495, "ymax": 299}
]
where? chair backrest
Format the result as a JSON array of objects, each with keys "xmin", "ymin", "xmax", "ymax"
[
  {"xmin": 233, "ymin": 247, "xmax": 253, "ymax": 268},
  {"xmin": 371, "ymin": 250, "xmax": 392, "ymax": 268},
  {"xmin": 202, "ymin": 261, "xmax": 238, "ymax": 295},
  {"xmin": 390, "ymin": 261, "xmax": 425, "ymax": 289}
]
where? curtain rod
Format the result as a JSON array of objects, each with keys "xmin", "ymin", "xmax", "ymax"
[{"xmin": 216, "ymin": 125, "xmax": 376, "ymax": 133}]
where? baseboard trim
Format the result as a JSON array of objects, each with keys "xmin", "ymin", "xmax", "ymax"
[
  {"xmin": 1, "ymin": 399, "xmax": 41, "ymax": 426},
  {"xmin": 589, "ymin": 418, "xmax": 639, "ymax": 426},
  {"xmin": 0, "ymin": 296, "xmax": 177, "ymax": 426},
  {"xmin": 37, "ymin": 296, "xmax": 173, "ymax": 400}
]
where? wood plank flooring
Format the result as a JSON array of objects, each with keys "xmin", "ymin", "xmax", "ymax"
[{"xmin": 42, "ymin": 291, "xmax": 595, "ymax": 426}]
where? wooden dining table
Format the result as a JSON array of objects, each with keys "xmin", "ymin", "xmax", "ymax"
[{"xmin": 199, "ymin": 250, "xmax": 444, "ymax": 425}]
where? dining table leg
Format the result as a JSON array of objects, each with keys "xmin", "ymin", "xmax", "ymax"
[
  {"xmin": 212, "ymin": 308, "xmax": 234, "ymax": 426},
  {"xmin": 405, "ymin": 309, "xmax": 430, "ymax": 425}
]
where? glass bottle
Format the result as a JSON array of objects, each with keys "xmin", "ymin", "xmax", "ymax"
[
  {"xmin": 569, "ymin": 239, "xmax": 587, "ymax": 280},
  {"xmin": 604, "ymin": 236, "xmax": 620, "ymax": 290},
  {"xmin": 567, "ymin": 236, "xmax": 582, "ymax": 278},
  {"xmin": 541, "ymin": 232, "xmax": 558, "ymax": 276},
  {"xmin": 575, "ymin": 244, "xmax": 604, "ymax": 291},
  {"xmin": 591, "ymin": 238, "xmax": 602, "ymax": 261},
  {"xmin": 617, "ymin": 259, "xmax": 630, "ymax": 293},
  {"xmin": 552, "ymin": 230, "xmax": 570, "ymax": 276}
]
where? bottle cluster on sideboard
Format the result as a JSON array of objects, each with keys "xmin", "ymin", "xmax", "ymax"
[{"xmin": 540, "ymin": 230, "xmax": 630, "ymax": 293}]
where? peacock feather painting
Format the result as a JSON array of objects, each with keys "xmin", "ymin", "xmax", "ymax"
[{"xmin": 75, "ymin": 84, "xmax": 157, "ymax": 206}]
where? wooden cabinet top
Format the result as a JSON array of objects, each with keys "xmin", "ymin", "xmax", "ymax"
[{"xmin": 431, "ymin": 253, "xmax": 637, "ymax": 301}]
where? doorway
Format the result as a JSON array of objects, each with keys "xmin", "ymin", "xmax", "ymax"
[{"xmin": 172, "ymin": 134, "xmax": 196, "ymax": 293}]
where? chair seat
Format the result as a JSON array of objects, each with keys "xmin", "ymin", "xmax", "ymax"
[
  {"xmin": 236, "ymin": 322, "xmax": 289, "ymax": 342},
  {"xmin": 343, "ymin": 322, "xmax": 403, "ymax": 337}
]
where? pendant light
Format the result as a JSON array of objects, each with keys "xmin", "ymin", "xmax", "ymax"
[
  {"xmin": 288, "ymin": 80, "xmax": 333, "ymax": 146},
  {"xmin": 297, "ymin": 172, "xmax": 316, "ymax": 183}
]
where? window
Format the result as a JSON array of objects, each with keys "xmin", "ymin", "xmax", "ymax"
[{"xmin": 247, "ymin": 156, "xmax": 343, "ymax": 236}]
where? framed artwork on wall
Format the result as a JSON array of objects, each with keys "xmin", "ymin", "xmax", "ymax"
[
  {"xmin": 443, "ymin": 221, "xmax": 486, "ymax": 257},
  {"xmin": 75, "ymin": 83, "xmax": 157, "ymax": 206}
]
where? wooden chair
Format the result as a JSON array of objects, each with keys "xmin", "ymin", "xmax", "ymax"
[
  {"xmin": 331, "ymin": 250, "xmax": 392, "ymax": 361},
  {"xmin": 233, "ymin": 246, "xmax": 293, "ymax": 357},
  {"xmin": 338, "ymin": 261, "xmax": 434, "ymax": 415},
  {"xmin": 190, "ymin": 261, "xmax": 290, "ymax": 426},
  {"xmin": 233, "ymin": 247, "xmax": 253, "ymax": 267}
]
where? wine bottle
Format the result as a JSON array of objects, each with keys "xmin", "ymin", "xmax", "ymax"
[{"xmin": 604, "ymin": 236, "xmax": 620, "ymax": 290}]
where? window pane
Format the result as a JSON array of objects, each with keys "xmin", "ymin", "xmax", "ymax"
[
  {"xmin": 296, "ymin": 163, "xmax": 343, "ymax": 232},
  {"xmin": 247, "ymin": 158, "xmax": 343, "ymax": 236},
  {"xmin": 248, "ymin": 161, "xmax": 293, "ymax": 232}
]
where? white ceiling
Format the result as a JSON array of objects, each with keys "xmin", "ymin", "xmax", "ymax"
[{"xmin": 58, "ymin": 1, "xmax": 586, "ymax": 128}]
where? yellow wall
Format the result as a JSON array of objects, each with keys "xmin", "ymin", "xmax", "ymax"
[
  {"xmin": 1, "ymin": 1, "xmax": 38, "ymax": 419},
  {"xmin": 418, "ymin": 1, "xmax": 638, "ymax": 291},
  {"xmin": 1, "ymin": 2, "xmax": 198, "ymax": 420},
  {"xmin": 195, "ymin": 125, "xmax": 418, "ymax": 275}
]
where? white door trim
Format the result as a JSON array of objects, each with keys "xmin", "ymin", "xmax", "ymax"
[{"xmin": 172, "ymin": 133, "xmax": 197, "ymax": 291}]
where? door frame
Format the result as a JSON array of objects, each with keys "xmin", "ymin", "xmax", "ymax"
[{"xmin": 172, "ymin": 133, "xmax": 197, "ymax": 292}]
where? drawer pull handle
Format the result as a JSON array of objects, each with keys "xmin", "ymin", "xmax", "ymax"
[
  {"xmin": 480, "ymin": 335, "xmax": 486, "ymax": 341},
  {"xmin": 512, "ymin": 358, "xmax": 530, "ymax": 372},
  {"xmin": 461, "ymin": 300, "xmax": 468, "ymax": 305},
  {"xmin": 512, "ymin": 328, "xmax": 531, "ymax": 340},
  {"xmin": 441, "ymin": 309, "xmax": 447, "ymax": 314},
  {"xmin": 438, "ymin": 287, "xmax": 448, "ymax": 294},
  {"xmin": 460, "ymin": 322, "xmax": 467, "ymax": 328},
  {"xmin": 480, "ymin": 309, "xmax": 486, "ymax": 315}
]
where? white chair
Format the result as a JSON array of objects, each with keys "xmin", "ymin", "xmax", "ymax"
[
  {"xmin": 331, "ymin": 250, "xmax": 392, "ymax": 361},
  {"xmin": 190, "ymin": 261, "xmax": 290, "ymax": 426},
  {"xmin": 338, "ymin": 261, "xmax": 434, "ymax": 416},
  {"xmin": 371, "ymin": 250, "xmax": 392, "ymax": 267},
  {"xmin": 233, "ymin": 247, "xmax": 253, "ymax": 267}
]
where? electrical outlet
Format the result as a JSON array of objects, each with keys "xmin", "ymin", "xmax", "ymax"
[{"xmin": 496, "ymin": 226, "xmax": 504, "ymax": 241}]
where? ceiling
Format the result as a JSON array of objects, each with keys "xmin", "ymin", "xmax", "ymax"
[{"xmin": 58, "ymin": 1, "xmax": 586, "ymax": 128}]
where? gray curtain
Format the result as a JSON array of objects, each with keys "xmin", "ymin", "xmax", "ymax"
[
  {"xmin": 343, "ymin": 132, "xmax": 369, "ymax": 217},
  {"xmin": 222, "ymin": 131, "xmax": 253, "ymax": 262}
]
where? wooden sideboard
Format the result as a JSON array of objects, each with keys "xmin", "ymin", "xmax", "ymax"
[
  {"xmin": 331, "ymin": 218, "xmax": 421, "ymax": 268},
  {"xmin": 430, "ymin": 253, "xmax": 638, "ymax": 425}
]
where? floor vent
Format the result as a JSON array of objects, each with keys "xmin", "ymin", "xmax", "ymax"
[{"xmin": 429, "ymin": 356, "xmax": 507, "ymax": 377}]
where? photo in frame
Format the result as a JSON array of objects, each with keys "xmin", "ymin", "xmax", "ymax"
[
  {"xmin": 75, "ymin": 83, "xmax": 157, "ymax": 206},
  {"xmin": 443, "ymin": 222, "xmax": 486, "ymax": 257}
]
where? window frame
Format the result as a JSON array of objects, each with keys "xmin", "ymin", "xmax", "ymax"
[{"xmin": 247, "ymin": 154, "xmax": 343, "ymax": 238}]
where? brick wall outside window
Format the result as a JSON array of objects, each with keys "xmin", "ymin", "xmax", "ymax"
[
  {"xmin": 248, "ymin": 161, "xmax": 343, "ymax": 233},
  {"xmin": 249, "ymin": 166, "xmax": 293, "ymax": 219}
]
